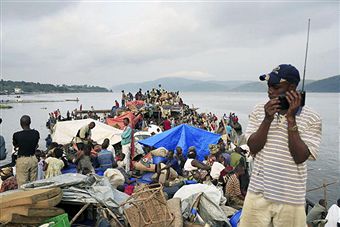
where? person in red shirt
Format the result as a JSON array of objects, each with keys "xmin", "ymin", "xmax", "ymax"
[
  {"xmin": 163, "ymin": 117, "xmax": 171, "ymax": 131},
  {"xmin": 115, "ymin": 100, "xmax": 119, "ymax": 108}
]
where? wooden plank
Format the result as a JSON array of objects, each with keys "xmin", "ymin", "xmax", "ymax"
[
  {"xmin": 0, "ymin": 207, "xmax": 64, "ymax": 223},
  {"xmin": 8, "ymin": 214, "xmax": 51, "ymax": 224},
  {"xmin": 32, "ymin": 192, "xmax": 63, "ymax": 208},
  {"xmin": 0, "ymin": 187, "xmax": 61, "ymax": 209},
  {"xmin": 1, "ymin": 206, "xmax": 64, "ymax": 217}
]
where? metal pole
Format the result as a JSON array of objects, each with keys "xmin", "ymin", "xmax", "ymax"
[{"xmin": 302, "ymin": 19, "xmax": 310, "ymax": 91}]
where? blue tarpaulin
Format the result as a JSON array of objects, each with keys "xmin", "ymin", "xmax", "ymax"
[{"xmin": 138, "ymin": 124, "xmax": 221, "ymax": 161}]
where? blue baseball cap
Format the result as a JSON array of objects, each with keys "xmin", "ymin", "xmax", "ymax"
[{"xmin": 259, "ymin": 64, "xmax": 300, "ymax": 86}]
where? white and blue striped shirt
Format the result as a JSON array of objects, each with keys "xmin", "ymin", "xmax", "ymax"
[{"xmin": 245, "ymin": 103, "xmax": 322, "ymax": 205}]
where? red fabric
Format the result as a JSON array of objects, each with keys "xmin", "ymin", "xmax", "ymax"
[
  {"xmin": 163, "ymin": 119, "xmax": 171, "ymax": 131},
  {"xmin": 124, "ymin": 185, "xmax": 135, "ymax": 195},
  {"xmin": 106, "ymin": 112, "xmax": 136, "ymax": 130}
]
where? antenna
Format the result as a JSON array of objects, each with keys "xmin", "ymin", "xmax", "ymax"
[{"xmin": 302, "ymin": 19, "xmax": 310, "ymax": 92}]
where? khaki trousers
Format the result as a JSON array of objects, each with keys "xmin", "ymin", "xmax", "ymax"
[
  {"xmin": 16, "ymin": 156, "xmax": 38, "ymax": 187},
  {"xmin": 239, "ymin": 192, "xmax": 306, "ymax": 227}
]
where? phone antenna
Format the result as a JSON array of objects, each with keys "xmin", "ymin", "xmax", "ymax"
[{"xmin": 302, "ymin": 19, "xmax": 310, "ymax": 92}]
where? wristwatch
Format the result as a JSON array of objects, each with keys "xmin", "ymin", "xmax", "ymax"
[{"xmin": 288, "ymin": 125, "xmax": 298, "ymax": 132}]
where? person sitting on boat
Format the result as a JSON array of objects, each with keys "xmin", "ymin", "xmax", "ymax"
[
  {"xmin": 230, "ymin": 146, "xmax": 246, "ymax": 169},
  {"xmin": 210, "ymin": 152, "xmax": 226, "ymax": 181},
  {"xmin": 225, "ymin": 165, "xmax": 246, "ymax": 210},
  {"xmin": 74, "ymin": 121, "xmax": 96, "ymax": 150},
  {"xmin": 153, "ymin": 162, "xmax": 178, "ymax": 184},
  {"xmin": 97, "ymin": 138, "xmax": 117, "ymax": 172},
  {"xmin": 175, "ymin": 146, "xmax": 186, "ymax": 176},
  {"xmin": 162, "ymin": 117, "xmax": 171, "ymax": 131},
  {"xmin": 75, "ymin": 144, "xmax": 95, "ymax": 175},
  {"xmin": 206, "ymin": 144, "xmax": 220, "ymax": 166},
  {"xmin": 114, "ymin": 100, "xmax": 119, "ymax": 108},
  {"xmin": 183, "ymin": 146, "xmax": 210, "ymax": 182},
  {"xmin": 226, "ymin": 123, "xmax": 232, "ymax": 138},
  {"xmin": 159, "ymin": 150, "xmax": 180, "ymax": 175},
  {"xmin": 43, "ymin": 147, "xmax": 64, "ymax": 179},
  {"xmin": 306, "ymin": 199, "xmax": 327, "ymax": 227},
  {"xmin": 0, "ymin": 167, "xmax": 17, "ymax": 193}
]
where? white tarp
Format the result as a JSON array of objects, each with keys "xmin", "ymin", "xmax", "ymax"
[
  {"xmin": 173, "ymin": 184, "xmax": 230, "ymax": 226},
  {"xmin": 174, "ymin": 184, "xmax": 226, "ymax": 206},
  {"xmin": 51, "ymin": 119, "xmax": 122, "ymax": 145}
]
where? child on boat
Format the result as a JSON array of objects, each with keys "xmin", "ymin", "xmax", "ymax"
[
  {"xmin": 75, "ymin": 144, "xmax": 95, "ymax": 175},
  {"xmin": 44, "ymin": 147, "xmax": 64, "ymax": 179}
]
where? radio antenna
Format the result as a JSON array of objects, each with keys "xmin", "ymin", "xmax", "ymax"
[{"xmin": 302, "ymin": 19, "xmax": 310, "ymax": 92}]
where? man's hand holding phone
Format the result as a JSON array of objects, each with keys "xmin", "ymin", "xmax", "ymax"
[{"xmin": 285, "ymin": 90, "xmax": 302, "ymax": 121}]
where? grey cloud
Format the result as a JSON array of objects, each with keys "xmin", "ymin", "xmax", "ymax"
[
  {"xmin": 2, "ymin": 1, "xmax": 77, "ymax": 21},
  {"xmin": 2, "ymin": 2, "xmax": 339, "ymax": 87},
  {"xmin": 191, "ymin": 2, "xmax": 337, "ymax": 43}
]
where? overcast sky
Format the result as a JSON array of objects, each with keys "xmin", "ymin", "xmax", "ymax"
[{"xmin": 1, "ymin": 1, "xmax": 339, "ymax": 88}]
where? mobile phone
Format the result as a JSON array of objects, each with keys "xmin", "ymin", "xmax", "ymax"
[
  {"xmin": 278, "ymin": 91, "xmax": 306, "ymax": 110},
  {"xmin": 279, "ymin": 95, "xmax": 290, "ymax": 110}
]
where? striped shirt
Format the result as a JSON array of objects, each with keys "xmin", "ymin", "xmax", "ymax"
[{"xmin": 245, "ymin": 103, "xmax": 322, "ymax": 205}]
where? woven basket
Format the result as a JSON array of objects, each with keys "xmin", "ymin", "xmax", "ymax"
[{"xmin": 122, "ymin": 184, "xmax": 174, "ymax": 227}]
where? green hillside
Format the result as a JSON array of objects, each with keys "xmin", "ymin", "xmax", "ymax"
[
  {"xmin": 0, "ymin": 80, "xmax": 109, "ymax": 94},
  {"xmin": 305, "ymin": 75, "xmax": 340, "ymax": 92},
  {"xmin": 112, "ymin": 76, "xmax": 338, "ymax": 93}
]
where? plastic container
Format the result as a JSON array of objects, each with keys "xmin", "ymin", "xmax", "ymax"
[
  {"xmin": 229, "ymin": 209, "xmax": 242, "ymax": 227},
  {"xmin": 44, "ymin": 213, "xmax": 70, "ymax": 227}
]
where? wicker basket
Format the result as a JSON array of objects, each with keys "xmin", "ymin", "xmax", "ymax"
[{"xmin": 122, "ymin": 184, "xmax": 174, "ymax": 227}]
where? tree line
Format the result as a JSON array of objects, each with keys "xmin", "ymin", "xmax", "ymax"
[{"xmin": 0, "ymin": 80, "xmax": 109, "ymax": 94}]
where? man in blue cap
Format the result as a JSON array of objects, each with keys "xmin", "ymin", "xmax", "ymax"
[{"xmin": 239, "ymin": 64, "xmax": 322, "ymax": 227}]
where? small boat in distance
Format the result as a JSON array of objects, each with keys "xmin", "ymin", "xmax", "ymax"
[{"xmin": 65, "ymin": 97, "xmax": 79, "ymax": 102}]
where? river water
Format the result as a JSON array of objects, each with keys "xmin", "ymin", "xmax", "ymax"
[{"xmin": 0, "ymin": 92, "xmax": 339, "ymax": 206}]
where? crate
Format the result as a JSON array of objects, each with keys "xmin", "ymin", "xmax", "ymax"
[
  {"xmin": 122, "ymin": 184, "xmax": 174, "ymax": 227},
  {"xmin": 44, "ymin": 213, "xmax": 70, "ymax": 227}
]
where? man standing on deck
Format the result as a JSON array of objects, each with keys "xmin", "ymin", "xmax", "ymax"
[
  {"xmin": 13, "ymin": 115, "xmax": 40, "ymax": 186},
  {"xmin": 121, "ymin": 118, "xmax": 132, "ymax": 173},
  {"xmin": 239, "ymin": 64, "xmax": 322, "ymax": 227}
]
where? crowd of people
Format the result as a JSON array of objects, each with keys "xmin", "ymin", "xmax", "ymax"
[{"xmin": 1, "ymin": 64, "xmax": 338, "ymax": 226}]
